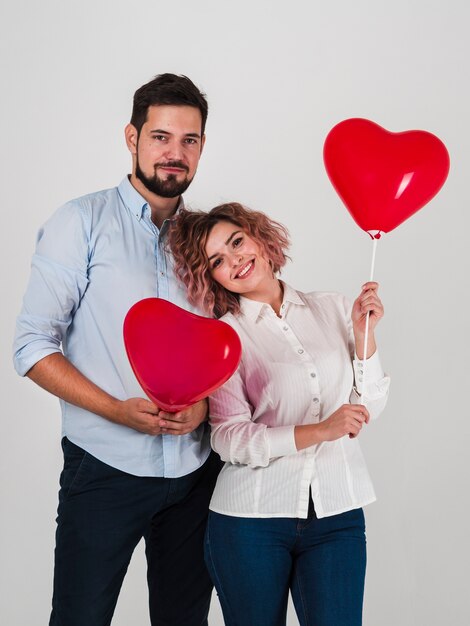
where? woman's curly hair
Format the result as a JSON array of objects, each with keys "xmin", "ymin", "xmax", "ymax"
[{"xmin": 168, "ymin": 202, "xmax": 290, "ymax": 318}]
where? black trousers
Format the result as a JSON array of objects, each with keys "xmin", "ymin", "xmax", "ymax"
[{"xmin": 49, "ymin": 437, "xmax": 221, "ymax": 626}]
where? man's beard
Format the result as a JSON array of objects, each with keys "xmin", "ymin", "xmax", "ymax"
[{"xmin": 135, "ymin": 157, "xmax": 193, "ymax": 198}]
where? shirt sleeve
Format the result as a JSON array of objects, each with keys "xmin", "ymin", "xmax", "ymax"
[
  {"xmin": 13, "ymin": 201, "xmax": 91, "ymax": 376},
  {"xmin": 343, "ymin": 295, "xmax": 391, "ymax": 419},
  {"xmin": 209, "ymin": 360, "xmax": 297, "ymax": 469}
]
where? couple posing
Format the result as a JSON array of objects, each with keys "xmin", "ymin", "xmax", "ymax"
[{"xmin": 14, "ymin": 73, "xmax": 390, "ymax": 626}]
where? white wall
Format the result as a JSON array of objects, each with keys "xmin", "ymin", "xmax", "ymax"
[{"xmin": 1, "ymin": 1, "xmax": 468, "ymax": 624}]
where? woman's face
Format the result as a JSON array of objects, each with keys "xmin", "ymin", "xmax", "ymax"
[{"xmin": 205, "ymin": 220, "xmax": 273, "ymax": 298}]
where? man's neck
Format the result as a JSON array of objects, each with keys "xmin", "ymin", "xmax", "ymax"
[{"xmin": 129, "ymin": 173, "xmax": 180, "ymax": 229}]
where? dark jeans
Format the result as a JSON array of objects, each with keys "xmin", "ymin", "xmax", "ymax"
[
  {"xmin": 205, "ymin": 503, "xmax": 366, "ymax": 626},
  {"xmin": 50, "ymin": 437, "xmax": 221, "ymax": 626}
]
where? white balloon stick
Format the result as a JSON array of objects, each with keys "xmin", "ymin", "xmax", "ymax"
[{"xmin": 359, "ymin": 235, "xmax": 379, "ymax": 406}]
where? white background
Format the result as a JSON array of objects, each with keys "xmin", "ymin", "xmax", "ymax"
[{"xmin": 1, "ymin": 1, "xmax": 469, "ymax": 624}]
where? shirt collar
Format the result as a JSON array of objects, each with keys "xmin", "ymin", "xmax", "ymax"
[
  {"xmin": 117, "ymin": 176, "xmax": 185, "ymax": 221},
  {"xmin": 239, "ymin": 281, "xmax": 305, "ymax": 322},
  {"xmin": 281, "ymin": 281, "xmax": 306, "ymax": 307}
]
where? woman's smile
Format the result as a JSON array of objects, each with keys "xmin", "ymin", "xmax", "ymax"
[{"xmin": 233, "ymin": 259, "xmax": 255, "ymax": 279}]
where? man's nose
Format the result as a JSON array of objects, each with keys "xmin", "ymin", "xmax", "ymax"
[{"xmin": 164, "ymin": 140, "xmax": 183, "ymax": 160}]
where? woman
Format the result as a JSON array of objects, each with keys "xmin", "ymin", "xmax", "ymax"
[{"xmin": 168, "ymin": 203, "xmax": 390, "ymax": 626}]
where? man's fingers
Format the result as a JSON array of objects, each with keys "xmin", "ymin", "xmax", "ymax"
[
  {"xmin": 160, "ymin": 425, "xmax": 192, "ymax": 435},
  {"xmin": 161, "ymin": 429, "xmax": 190, "ymax": 435},
  {"xmin": 158, "ymin": 412, "xmax": 190, "ymax": 424},
  {"xmin": 159, "ymin": 416, "xmax": 193, "ymax": 428},
  {"xmin": 139, "ymin": 400, "xmax": 160, "ymax": 415}
]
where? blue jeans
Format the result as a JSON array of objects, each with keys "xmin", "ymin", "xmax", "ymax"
[
  {"xmin": 204, "ymin": 503, "xmax": 366, "ymax": 626},
  {"xmin": 50, "ymin": 437, "xmax": 221, "ymax": 626}
]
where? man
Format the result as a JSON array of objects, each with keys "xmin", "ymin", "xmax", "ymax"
[{"xmin": 13, "ymin": 74, "xmax": 220, "ymax": 626}]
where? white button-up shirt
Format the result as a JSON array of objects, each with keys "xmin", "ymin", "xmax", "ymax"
[{"xmin": 208, "ymin": 283, "xmax": 390, "ymax": 519}]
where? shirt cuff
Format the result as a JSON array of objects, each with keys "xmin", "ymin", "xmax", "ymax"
[
  {"xmin": 353, "ymin": 350, "xmax": 385, "ymax": 393},
  {"xmin": 13, "ymin": 347, "xmax": 62, "ymax": 377},
  {"xmin": 266, "ymin": 425, "xmax": 297, "ymax": 459}
]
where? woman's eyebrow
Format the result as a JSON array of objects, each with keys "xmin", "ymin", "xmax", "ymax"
[{"xmin": 208, "ymin": 231, "xmax": 242, "ymax": 261}]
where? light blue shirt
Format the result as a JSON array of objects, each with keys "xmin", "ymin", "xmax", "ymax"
[{"xmin": 13, "ymin": 177, "xmax": 211, "ymax": 477}]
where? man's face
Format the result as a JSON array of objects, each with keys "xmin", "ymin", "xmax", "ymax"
[{"xmin": 129, "ymin": 105, "xmax": 205, "ymax": 198}]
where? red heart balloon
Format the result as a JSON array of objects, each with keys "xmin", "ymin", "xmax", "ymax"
[
  {"xmin": 323, "ymin": 118, "xmax": 450, "ymax": 234},
  {"xmin": 123, "ymin": 298, "xmax": 242, "ymax": 412}
]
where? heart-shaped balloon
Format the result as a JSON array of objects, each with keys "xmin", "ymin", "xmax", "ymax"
[
  {"xmin": 123, "ymin": 298, "xmax": 242, "ymax": 412},
  {"xmin": 323, "ymin": 118, "xmax": 450, "ymax": 235}
]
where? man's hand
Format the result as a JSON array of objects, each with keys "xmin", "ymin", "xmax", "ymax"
[
  {"xmin": 157, "ymin": 399, "xmax": 208, "ymax": 436},
  {"xmin": 116, "ymin": 398, "xmax": 163, "ymax": 435},
  {"xmin": 26, "ymin": 354, "xmax": 166, "ymax": 436}
]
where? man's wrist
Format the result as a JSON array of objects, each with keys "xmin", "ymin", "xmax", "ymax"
[{"xmin": 107, "ymin": 398, "xmax": 126, "ymax": 425}]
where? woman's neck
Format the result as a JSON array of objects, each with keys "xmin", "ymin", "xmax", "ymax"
[{"xmin": 243, "ymin": 277, "xmax": 284, "ymax": 317}]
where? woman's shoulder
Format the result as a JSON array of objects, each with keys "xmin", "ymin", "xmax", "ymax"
[
  {"xmin": 218, "ymin": 310, "xmax": 239, "ymax": 327},
  {"xmin": 288, "ymin": 284, "xmax": 347, "ymax": 305},
  {"xmin": 287, "ymin": 286, "xmax": 351, "ymax": 318}
]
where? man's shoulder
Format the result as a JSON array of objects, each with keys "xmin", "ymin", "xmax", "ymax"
[
  {"xmin": 40, "ymin": 184, "xmax": 123, "ymax": 240},
  {"xmin": 50, "ymin": 185, "xmax": 122, "ymax": 224},
  {"xmin": 66, "ymin": 185, "xmax": 120, "ymax": 210}
]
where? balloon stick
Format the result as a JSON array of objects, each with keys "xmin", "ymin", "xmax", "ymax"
[{"xmin": 359, "ymin": 235, "xmax": 379, "ymax": 406}]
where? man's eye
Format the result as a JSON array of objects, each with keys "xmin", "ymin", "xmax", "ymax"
[
  {"xmin": 185, "ymin": 138, "xmax": 197, "ymax": 145},
  {"xmin": 153, "ymin": 135, "xmax": 167, "ymax": 141}
]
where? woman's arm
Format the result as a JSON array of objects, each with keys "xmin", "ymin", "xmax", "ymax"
[
  {"xmin": 294, "ymin": 404, "xmax": 369, "ymax": 449},
  {"xmin": 347, "ymin": 282, "xmax": 390, "ymax": 418},
  {"xmin": 209, "ymin": 362, "xmax": 299, "ymax": 468},
  {"xmin": 209, "ymin": 368, "xmax": 370, "ymax": 467},
  {"xmin": 351, "ymin": 281, "xmax": 384, "ymax": 359}
]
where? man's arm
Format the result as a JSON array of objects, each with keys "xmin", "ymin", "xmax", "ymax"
[
  {"xmin": 27, "ymin": 353, "xmax": 164, "ymax": 435},
  {"xmin": 28, "ymin": 353, "xmax": 209, "ymax": 436},
  {"xmin": 16, "ymin": 200, "xmax": 207, "ymax": 437}
]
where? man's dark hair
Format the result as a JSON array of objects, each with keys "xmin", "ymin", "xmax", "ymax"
[{"xmin": 130, "ymin": 73, "xmax": 208, "ymax": 136}]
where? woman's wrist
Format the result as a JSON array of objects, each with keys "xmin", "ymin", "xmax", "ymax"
[
  {"xmin": 294, "ymin": 423, "xmax": 325, "ymax": 451},
  {"xmin": 353, "ymin": 333, "xmax": 377, "ymax": 360}
]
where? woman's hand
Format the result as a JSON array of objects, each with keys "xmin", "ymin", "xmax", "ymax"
[
  {"xmin": 295, "ymin": 404, "xmax": 370, "ymax": 449},
  {"xmin": 317, "ymin": 404, "xmax": 369, "ymax": 441},
  {"xmin": 352, "ymin": 281, "xmax": 384, "ymax": 336},
  {"xmin": 351, "ymin": 282, "xmax": 384, "ymax": 359}
]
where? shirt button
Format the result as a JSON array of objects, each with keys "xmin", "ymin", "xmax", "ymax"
[
  {"xmin": 283, "ymin": 326, "xmax": 288, "ymax": 331},
  {"xmin": 298, "ymin": 349, "xmax": 304, "ymax": 354},
  {"xmin": 358, "ymin": 368, "xmax": 363, "ymax": 374},
  {"xmin": 160, "ymin": 272, "xmax": 165, "ymax": 277},
  {"xmin": 313, "ymin": 397, "xmax": 319, "ymax": 403},
  {"xmin": 310, "ymin": 372, "xmax": 316, "ymax": 378}
]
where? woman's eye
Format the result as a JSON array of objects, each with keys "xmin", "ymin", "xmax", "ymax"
[
  {"xmin": 233, "ymin": 237, "xmax": 243, "ymax": 247},
  {"xmin": 212, "ymin": 258, "xmax": 222, "ymax": 269}
]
